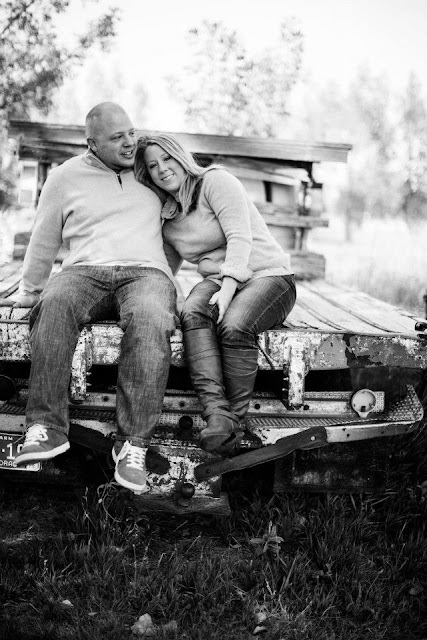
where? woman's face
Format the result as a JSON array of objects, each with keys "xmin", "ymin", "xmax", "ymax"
[{"xmin": 144, "ymin": 144, "xmax": 187, "ymax": 195}]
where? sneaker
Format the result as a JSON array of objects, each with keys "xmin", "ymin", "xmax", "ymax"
[
  {"xmin": 112, "ymin": 441, "xmax": 148, "ymax": 494},
  {"xmin": 14, "ymin": 424, "xmax": 70, "ymax": 467}
]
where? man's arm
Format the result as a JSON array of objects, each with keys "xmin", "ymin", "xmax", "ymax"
[
  {"xmin": 163, "ymin": 241, "xmax": 183, "ymax": 276},
  {"xmin": 0, "ymin": 168, "xmax": 65, "ymax": 308}
]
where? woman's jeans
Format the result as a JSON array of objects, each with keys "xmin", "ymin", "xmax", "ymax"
[
  {"xmin": 26, "ymin": 265, "xmax": 177, "ymax": 446},
  {"xmin": 181, "ymin": 274, "xmax": 296, "ymax": 422},
  {"xmin": 182, "ymin": 275, "xmax": 296, "ymax": 347}
]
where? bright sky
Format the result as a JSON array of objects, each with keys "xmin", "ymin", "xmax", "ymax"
[{"xmin": 54, "ymin": 0, "xmax": 427, "ymax": 129}]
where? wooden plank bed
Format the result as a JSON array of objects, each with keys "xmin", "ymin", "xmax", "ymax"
[{"xmin": 0, "ymin": 259, "xmax": 421, "ymax": 338}]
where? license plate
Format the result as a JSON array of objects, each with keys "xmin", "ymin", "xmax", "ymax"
[{"xmin": 0, "ymin": 433, "xmax": 41, "ymax": 471}]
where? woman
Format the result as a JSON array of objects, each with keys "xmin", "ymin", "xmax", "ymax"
[{"xmin": 134, "ymin": 133, "xmax": 296, "ymax": 454}]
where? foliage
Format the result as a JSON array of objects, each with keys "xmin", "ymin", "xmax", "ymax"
[
  {"xmin": 347, "ymin": 69, "xmax": 401, "ymax": 219},
  {"xmin": 0, "ymin": 128, "xmax": 16, "ymax": 212},
  {"xmin": 45, "ymin": 57, "xmax": 150, "ymax": 127},
  {"xmin": 168, "ymin": 19, "xmax": 304, "ymax": 137},
  {"xmin": 400, "ymin": 73, "xmax": 427, "ymax": 226},
  {"xmin": 0, "ymin": 0, "xmax": 120, "ymax": 119},
  {"xmin": 0, "ymin": 0, "xmax": 119, "ymax": 213},
  {"xmin": 293, "ymin": 68, "xmax": 427, "ymax": 226}
]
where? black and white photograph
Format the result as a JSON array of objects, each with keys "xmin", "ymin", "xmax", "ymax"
[{"xmin": 0, "ymin": 1, "xmax": 426, "ymax": 638}]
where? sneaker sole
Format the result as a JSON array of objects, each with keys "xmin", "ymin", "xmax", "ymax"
[
  {"xmin": 114, "ymin": 469, "xmax": 148, "ymax": 494},
  {"xmin": 14, "ymin": 441, "xmax": 71, "ymax": 467}
]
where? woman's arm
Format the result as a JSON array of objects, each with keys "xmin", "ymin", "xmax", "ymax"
[
  {"xmin": 203, "ymin": 170, "xmax": 253, "ymax": 283},
  {"xmin": 203, "ymin": 170, "xmax": 253, "ymax": 321}
]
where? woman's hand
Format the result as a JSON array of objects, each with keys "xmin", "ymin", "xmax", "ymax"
[{"xmin": 209, "ymin": 277, "xmax": 238, "ymax": 323}]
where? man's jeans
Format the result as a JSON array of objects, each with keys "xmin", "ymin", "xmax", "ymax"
[
  {"xmin": 182, "ymin": 275, "xmax": 296, "ymax": 346},
  {"xmin": 26, "ymin": 266, "xmax": 177, "ymax": 446}
]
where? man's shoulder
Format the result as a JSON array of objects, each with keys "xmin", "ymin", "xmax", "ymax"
[
  {"xmin": 48, "ymin": 154, "xmax": 85, "ymax": 178},
  {"xmin": 126, "ymin": 174, "xmax": 161, "ymax": 201}
]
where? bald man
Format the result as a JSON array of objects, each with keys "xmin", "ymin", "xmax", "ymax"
[{"xmin": 0, "ymin": 103, "xmax": 177, "ymax": 494}]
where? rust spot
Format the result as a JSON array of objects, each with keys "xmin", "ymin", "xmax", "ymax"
[{"xmin": 146, "ymin": 450, "xmax": 170, "ymax": 475}]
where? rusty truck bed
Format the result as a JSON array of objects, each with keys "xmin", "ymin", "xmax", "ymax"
[{"xmin": 0, "ymin": 260, "xmax": 425, "ymax": 508}]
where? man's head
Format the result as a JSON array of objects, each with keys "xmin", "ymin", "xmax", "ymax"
[{"xmin": 85, "ymin": 102, "xmax": 136, "ymax": 171}]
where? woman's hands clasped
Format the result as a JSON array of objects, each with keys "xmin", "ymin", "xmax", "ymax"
[{"xmin": 208, "ymin": 276, "xmax": 238, "ymax": 323}]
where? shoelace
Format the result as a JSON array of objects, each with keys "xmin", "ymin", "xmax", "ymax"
[
  {"xmin": 117, "ymin": 441, "xmax": 147, "ymax": 470},
  {"xmin": 24, "ymin": 424, "xmax": 48, "ymax": 445}
]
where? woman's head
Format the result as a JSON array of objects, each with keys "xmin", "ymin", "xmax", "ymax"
[{"xmin": 135, "ymin": 133, "xmax": 204, "ymax": 202}]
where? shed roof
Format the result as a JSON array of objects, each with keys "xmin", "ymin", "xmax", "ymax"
[{"xmin": 8, "ymin": 120, "xmax": 352, "ymax": 167}]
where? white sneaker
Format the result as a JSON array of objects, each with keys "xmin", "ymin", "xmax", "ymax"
[{"xmin": 112, "ymin": 441, "xmax": 148, "ymax": 494}]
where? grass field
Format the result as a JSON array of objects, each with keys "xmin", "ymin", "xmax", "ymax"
[
  {"xmin": 1, "ymin": 425, "xmax": 426, "ymax": 640},
  {"xmin": 310, "ymin": 216, "xmax": 427, "ymax": 317}
]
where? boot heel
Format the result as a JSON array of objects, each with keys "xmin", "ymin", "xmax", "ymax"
[{"xmin": 200, "ymin": 427, "xmax": 244, "ymax": 454}]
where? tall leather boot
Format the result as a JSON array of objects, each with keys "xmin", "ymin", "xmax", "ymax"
[
  {"xmin": 183, "ymin": 328, "xmax": 242, "ymax": 453},
  {"xmin": 222, "ymin": 346, "xmax": 259, "ymax": 424}
]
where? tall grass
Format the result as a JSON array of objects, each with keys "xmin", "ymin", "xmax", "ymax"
[{"xmin": 310, "ymin": 215, "xmax": 427, "ymax": 316}]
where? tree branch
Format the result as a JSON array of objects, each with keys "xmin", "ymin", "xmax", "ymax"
[{"xmin": 0, "ymin": 0, "xmax": 38, "ymax": 38}]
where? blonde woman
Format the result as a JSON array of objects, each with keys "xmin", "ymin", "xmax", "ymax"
[{"xmin": 135, "ymin": 133, "xmax": 296, "ymax": 454}]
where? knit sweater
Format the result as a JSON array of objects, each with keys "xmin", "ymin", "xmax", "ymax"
[
  {"xmin": 162, "ymin": 169, "xmax": 292, "ymax": 283},
  {"xmin": 19, "ymin": 151, "xmax": 173, "ymax": 297}
]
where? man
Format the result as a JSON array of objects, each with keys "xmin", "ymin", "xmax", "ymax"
[{"xmin": 0, "ymin": 102, "xmax": 177, "ymax": 494}]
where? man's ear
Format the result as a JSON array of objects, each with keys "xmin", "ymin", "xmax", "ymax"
[{"xmin": 87, "ymin": 138, "xmax": 97, "ymax": 153}]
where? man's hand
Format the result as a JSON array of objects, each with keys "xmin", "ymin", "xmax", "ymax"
[{"xmin": 0, "ymin": 292, "xmax": 38, "ymax": 308}]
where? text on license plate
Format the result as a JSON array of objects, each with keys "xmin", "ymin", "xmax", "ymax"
[{"xmin": 0, "ymin": 433, "xmax": 41, "ymax": 471}]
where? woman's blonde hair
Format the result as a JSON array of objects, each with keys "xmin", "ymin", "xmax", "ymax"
[{"xmin": 135, "ymin": 132, "xmax": 220, "ymax": 215}]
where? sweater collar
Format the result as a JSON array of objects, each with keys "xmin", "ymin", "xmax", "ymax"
[{"xmin": 83, "ymin": 149, "xmax": 134, "ymax": 175}]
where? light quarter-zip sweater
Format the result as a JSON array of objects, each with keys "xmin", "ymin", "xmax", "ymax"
[
  {"xmin": 162, "ymin": 168, "xmax": 293, "ymax": 283},
  {"xmin": 19, "ymin": 151, "xmax": 173, "ymax": 297}
]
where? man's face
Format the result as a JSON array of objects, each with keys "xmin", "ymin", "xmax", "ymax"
[{"xmin": 88, "ymin": 110, "xmax": 136, "ymax": 171}]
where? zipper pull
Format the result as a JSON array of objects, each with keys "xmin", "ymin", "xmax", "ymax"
[{"xmin": 116, "ymin": 172, "xmax": 123, "ymax": 188}]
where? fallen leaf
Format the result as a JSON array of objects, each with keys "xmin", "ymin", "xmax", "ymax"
[
  {"xmin": 131, "ymin": 613, "xmax": 156, "ymax": 637},
  {"xmin": 253, "ymin": 625, "xmax": 268, "ymax": 635},
  {"xmin": 255, "ymin": 609, "xmax": 268, "ymax": 624},
  {"xmin": 61, "ymin": 599, "xmax": 73, "ymax": 607}
]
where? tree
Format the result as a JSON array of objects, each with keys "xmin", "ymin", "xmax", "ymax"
[
  {"xmin": 400, "ymin": 72, "xmax": 427, "ymax": 227},
  {"xmin": 347, "ymin": 68, "xmax": 401, "ymax": 219},
  {"xmin": 0, "ymin": 0, "xmax": 119, "ymax": 218},
  {"xmin": 0, "ymin": 0, "xmax": 119, "ymax": 119},
  {"xmin": 168, "ymin": 18, "xmax": 304, "ymax": 137}
]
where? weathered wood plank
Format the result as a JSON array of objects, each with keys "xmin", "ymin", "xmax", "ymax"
[
  {"xmin": 259, "ymin": 208, "xmax": 329, "ymax": 228},
  {"xmin": 302, "ymin": 280, "xmax": 418, "ymax": 335},
  {"xmin": 284, "ymin": 300, "xmax": 347, "ymax": 331},
  {"xmin": 289, "ymin": 251, "xmax": 326, "ymax": 281},
  {"xmin": 218, "ymin": 156, "xmax": 306, "ymax": 185},
  {"xmin": 9, "ymin": 120, "xmax": 352, "ymax": 164},
  {"xmin": 0, "ymin": 260, "xmax": 23, "ymax": 283},
  {"xmin": 294, "ymin": 282, "xmax": 379, "ymax": 334}
]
